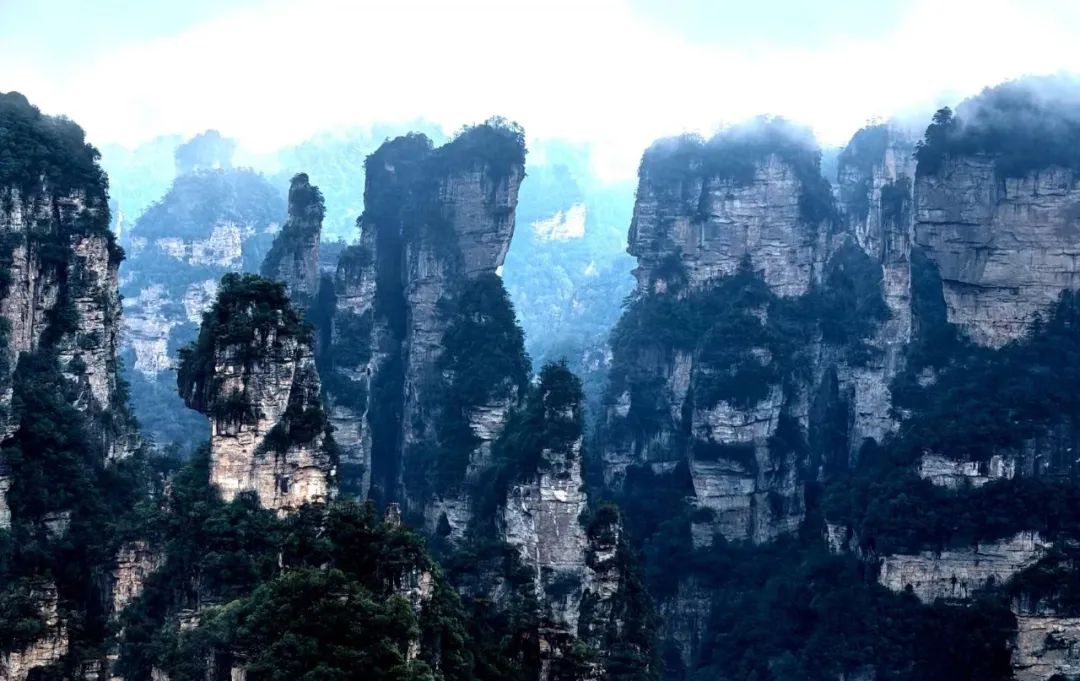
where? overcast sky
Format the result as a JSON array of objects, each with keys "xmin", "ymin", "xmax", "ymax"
[{"xmin": 3, "ymin": 0, "xmax": 1080, "ymax": 180}]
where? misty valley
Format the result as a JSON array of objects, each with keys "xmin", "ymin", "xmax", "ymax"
[{"xmin": 6, "ymin": 69, "xmax": 1080, "ymax": 681}]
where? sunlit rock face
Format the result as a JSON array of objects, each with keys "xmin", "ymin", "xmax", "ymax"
[
  {"xmin": 0, "ymin": 582, "xmax": 69, "ymax": 681},
  {"xmin": 915, "ymin": 160, "xmax": 1080, "ymax": 348},
  {"xmin": 119, "ymin": 168, "xmax": 283, "ymax": 452},
  {"xmin": 878, "ymin": 532, "xmax": 1049, "ymax": 602},
  {"xmin": 178, "ymin": 274, "xmax": 334, "ymax": 512}
]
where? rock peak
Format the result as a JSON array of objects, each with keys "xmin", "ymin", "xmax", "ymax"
[
  {"xmin": 178, "ymin": 273, "xmax": 334, "ymax": 511},
  {"xmin": 261, "ymin": 173, "xmax": 324, "ymax": 309}
]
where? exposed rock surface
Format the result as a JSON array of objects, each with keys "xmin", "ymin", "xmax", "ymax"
[
  {"xmin": 0, "ymin": 582, "xmax": 69, "ymax": 681},
  {"xmin": 178, "ymin": 274, "xmax": 334, "ymax": 512},
  {"xmin": 111, "ymin": 540, "xmax": 164, "ymax": 615},
  {"xmin": 504, "ymin": 416, "xmax": 590, "ymax": 634},
  {"xmin": 915, "ymin": 160, "xmax": 1080, "ymax": 347},
  {"xmin": 918, "ymin": 452, "xmax": 1016, "ymax": 488},
  {"xmin": 878, "ymin": 532, "xmax": 1049, "ymax": 602},
  {"xmin": 1013, "ymin": 616, "xmax": 1080, "ymax": 681},
  {"xmin": 601, "ymin": 126, "xmax": 837, "ymax": 550},
  {"xmin": 260, "ymin": 173, "xmax": 323, "ymax": 309},
  {"xmin": 0, "ymin": 186, "xmax": 133, "ymax": 455},
  {"xmin": 0, "ymin": 90, "xmax": 148, "ymax": 678},
  {"xmin": 323, "ymin": 245, "xmax": 376, "ymax": 497},
  {"xmin": 629, "ymin": 151, "xmax": 821, "ymax": 297},
  {"xmin": 834, "ymin": 126, "xmax": 916, "ymax": 455},
  {"xmin": 320, "ymin": 124, "xmax": 526, "ymax": 520}
]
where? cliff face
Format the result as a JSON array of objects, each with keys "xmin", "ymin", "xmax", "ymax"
[
  {"xmin": 834, "ymin": 126, "xmax": 916, "ymax": 453},
  {"xmin": 601, "ymin": 121, "xmax": 844, "ymax": 549},
  {"xmin": 120, "ymin": 165, "xmax": 284, "ymax": 452},
  {"xmin": 0, "ymin": 91, "xmax": 147, "ymax": 679},
  {"xmin": 178, "ymin": 273, "xmax": 334, "ymax": 512},
  {"xmin": 502, "ymin": 367, "xmax": 592, "ymax": 654},
  {"xmin": 321, "ymin": 124, "xmax": 527, "ymax": 530},
  {"xmin": 878, "ymin": 532, "xmax": 1050, "ymax": 602},
  {"xmin": 597, "ymin": 120, "xmax": 932, "ymax": 675},
  {"xmin": 260, "ymin": 173, "xmax": 322, "ymax": 309},
  {"xmin": 0, "ymin": 582, "xmax": 68, "ymax": 681},
  {"xmin": 629, "ymin": 149, "xmax": 823, "ymax": 297},
  {"xmin": 915, "ymin": 160, "xmax": 1080, "ymax": 348}
]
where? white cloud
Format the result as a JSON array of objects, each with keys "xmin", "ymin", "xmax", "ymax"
[{"xmin": 10, "ymin": 0, "xmax": 1080, "ymax": 182}]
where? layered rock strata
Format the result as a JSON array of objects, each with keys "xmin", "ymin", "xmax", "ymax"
[
  {"xmin": 877, "ymin": 532, "xmax": 1050, "ymax": 602},
  {"xmin": 178, "ymin": 273, "xmax": 334, "ymax": 511}
]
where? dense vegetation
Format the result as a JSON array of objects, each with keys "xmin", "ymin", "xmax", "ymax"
[
  {"xmin": 177, "ymin": 273, "xmax": 311, "ymax": 424},
  {"xmin": 432, "ymin": 117, "xmax": 527, "ymax": 184},
  {"xmin": 0, "ymin": 93, "xmax": 147, "ymax": 671},
  {"xmin": 267, "ymin": 122, "xmax": 446, "ymax": 241},
  {"xmin": 412, "ymin": 273, "xmax": 530, "ymax": 495},
  {"xmin": 0, "ymin": 350, "xmax": 149, "ymax": 666},
  {"xmin": 605, "ymin": 250, "xmax": 887, "ymax": 458},
  {"xmin": 916, "ymin": 75, "xmax": 1080, "ymax": 177},
  {"xmin": 0, "ymin": 91, "xmax": 109, "ymax": 202},
  {"xmin": 132, "ymin": 168, "xmax": 284, "ymax": 243},
  {"xmin": 113, "ymin": 447, "xmax": 494, "ymax": 681},
  {"xmin": 674, "ymin": 539, "xmax": 1014, "ymax": 681},
  {"xmin": 823, "ymin": 289, "xmax": 1080, "ymax": 555}
]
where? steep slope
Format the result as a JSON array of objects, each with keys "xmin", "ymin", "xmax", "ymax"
[
  {"xmin": 0, "ymin": 91, "xmax": 146, "ymax": 680},
  {"xmin": 595, "ymin": 77, "xmax": 1080, "ymax": 681},
  {"xmin": 319, "ymin": 120, "xmax": 528, "ymax": 526},
  {"xmin": 260, "ymin": 172, "xmax": 323, "ymax": 310}
]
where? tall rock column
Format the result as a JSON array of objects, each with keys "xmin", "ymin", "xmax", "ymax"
[
  {"xmin": 833, "ymin": 124, "xmax": 916, "ymax": 460},
  {"xmin": 261, "ymin": 172, "xmax": 323, "ymax": 309},
  {"xmin": 178, "ymin": 273, "xmax": 334, "ymax": 511},
  {"xmin": 502, "ymin": 363, "xmax": 655, "ymax": 680},
  {"xmin": 321, "ymin": 122, "xmax": 527, "ymax": 535},
  {"xmin": 0, "ymin": 90, "xmax": 143, "ymax": 678}
]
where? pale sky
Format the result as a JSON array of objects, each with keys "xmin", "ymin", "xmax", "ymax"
[{"xmin": 3, "ymin": 0, "xmax": 1080, "ymax": 181}]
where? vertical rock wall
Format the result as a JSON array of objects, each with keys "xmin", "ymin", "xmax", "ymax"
[
  {"xmin": 915, "ymin": 161, "xmax": 1080, "ymax": 348},
  {"xmin": 322, "ymin": 125, "xmax": 526, "ymax": 525},
  {"xmin": 178, "ymin": 274, "xmax": 334, "ymax": 512},
  {"xmin": 260, "ymin": 173, "xmax": 323, "ymax": 309}
]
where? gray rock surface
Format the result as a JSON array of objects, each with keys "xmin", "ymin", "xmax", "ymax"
[
  {"xmin": 878, "ymin": 532, "xmax": 1049, "ymax": 602},
  {"xmin": 915, "ymin": 160, "xmax": 1080, "ymax": 347}
]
